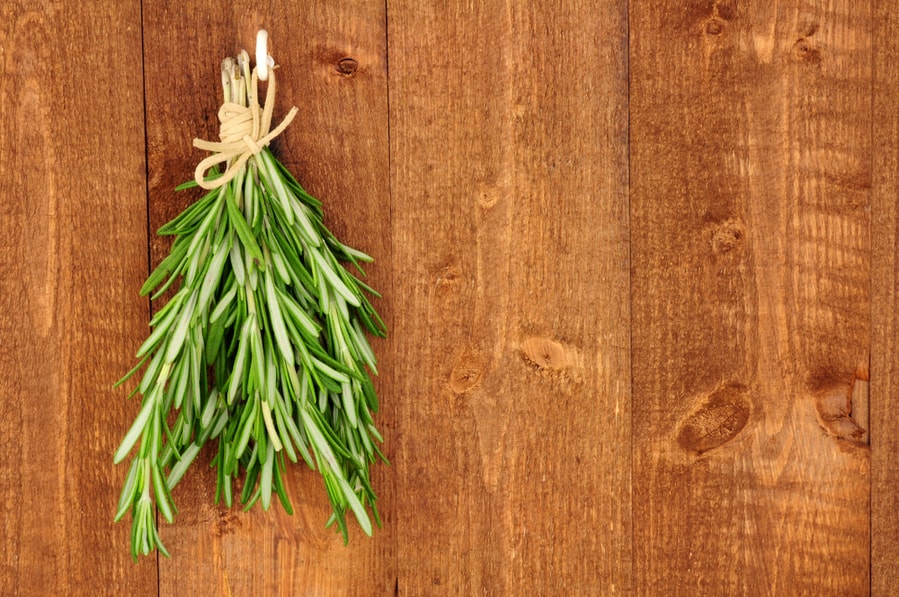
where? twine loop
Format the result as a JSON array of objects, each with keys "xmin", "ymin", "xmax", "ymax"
[{"xmin": 193, "ymin": 66, "xmax": 298, "ymax": 189}]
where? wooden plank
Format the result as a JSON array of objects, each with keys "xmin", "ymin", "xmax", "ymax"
[
  {"xmin": 141, "ymin": 2, "xmax": 394, "ymax": 594},
  {"xmin": 0, "ymin": 1, "xmax": 156, "ymax": 594},
  {"xmin": 388, "ymin": 1, "xmax": 631, "ymax": 593},
  {"xmin": 870, "ymin": 0, "xmax": 899, "ymax": 592},
  {"xmin": 630, "ymin": 2, "xmax": 871, "ymax": 594}
]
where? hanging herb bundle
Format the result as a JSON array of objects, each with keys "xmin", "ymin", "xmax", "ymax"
[{"xmin": 114, "ymin": 40, "xmax": 386, "ymax": 559}]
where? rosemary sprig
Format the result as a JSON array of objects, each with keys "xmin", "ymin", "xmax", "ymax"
[{"xmin": 115, "ymin": 50, "xmax": 385, "ymax": 559}]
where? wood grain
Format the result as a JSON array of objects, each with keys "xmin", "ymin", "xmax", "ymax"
[
  {"xmin": 630, "ymin": 1, "xmax": 872, "ymax": 594},
  {"xmin": 142, "ymin": 2, "xmax": 393, "ymax": 595},
  {"xmin": 871, "ymin": 0, "xmax": 899, "ymax": 593},
  {"xmin": 3, "ymin": 1, "xmax": 895, "ymax": 594},
  {"xmin": 388, "ymin": 1, "xmax": 631, "ymax": 594},
  {"xmin": 0, "ymin": 1, "xmax": 156, "ymax": 594}
]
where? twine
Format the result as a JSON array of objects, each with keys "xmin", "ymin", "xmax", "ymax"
[{"xmin": 193, "ymin": 66, "xmax": 298, "ymax": 189}]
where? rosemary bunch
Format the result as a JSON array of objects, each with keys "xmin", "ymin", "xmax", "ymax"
[{"xmin": 114, "ymin": 50, "xmax": 385, "ymax": 559}]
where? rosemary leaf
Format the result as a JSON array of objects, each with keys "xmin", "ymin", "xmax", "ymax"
[{"xmin": 115, "ymin": 45, "xmax": 385, "ymax": 559}]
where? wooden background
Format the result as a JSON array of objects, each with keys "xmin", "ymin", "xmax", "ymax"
[{"xmin": 1, "ymin": 0, "xmax": 897, "ymax": 595}]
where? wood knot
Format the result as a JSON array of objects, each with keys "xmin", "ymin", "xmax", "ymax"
[
  {"xmin": 449, "ymin": 349, "xmax": 485, "ymax": 394},
  {"xmin": 521, "ymin": 337, "xmax": 572, "ymax": 371},
  {"xmin": 475, "ymin": 181, "xmax": 501, "ymax": 209},
  {"xmin": 677, "ymin": 383, "xmax": 751, "ymax": 454},
  {"xmin": 215, "ymin": 509, "xmax": 243, "ymax": 537},
  {"xmin": 704, "ymin": 18, "xmax": 726, "ymax": 36},
  {"xmin": 432, "ymin": 259, "xmax": 463, "ymax": 296},
  {"xmin": 709, "ymin": 219, "xmax": 744, "ymax": 255},
  {"xmin": 336, "ymin": 57, "xmax": 358, "ymax": 76},
  {"xmin": 813, "ymin": 380, "xmax": 866, "ymax": 442},
  {"xmin": 703, "ymin": 1, "xmax": 733, "ymax": 35},
  {"xmin": 519, "ymin": 336, "xmax": 583, "ymax": 392},
  {"xmin": 793, "ymin": 38, "xmax": 821, "ymax": 64}
]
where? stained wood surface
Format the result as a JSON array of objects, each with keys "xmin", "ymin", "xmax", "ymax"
[
  {"xmin": 0, "ymin": 1, "xmax": 156, "ymax": 595},
  {"xmin": 871, "ymin": 1, "xmax": 899, "ymax": 594},
  {"xmin": 388, "ymin": 1, "xmax": 631, "ymax": 594},
  {"xmin": 630, "ymin": 2, "xmax": 873, "ymax": 594},
  {"xmin": 2, "ymin": 0, "xmax": 897, "ymax": 595},
  {"xmin": 142, "ymin": 2, "xmax": 393, "ymax": 595}
]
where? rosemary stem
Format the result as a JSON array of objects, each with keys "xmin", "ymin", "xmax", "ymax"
[{"xmin": 117, "ymin": 44, "xmax": 385, "ymax": 557}]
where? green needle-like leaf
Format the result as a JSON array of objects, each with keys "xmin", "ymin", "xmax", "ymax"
[
  {"xmin": 226, "ymin": 187, "xmax": 264, "ymax": 266},
  {"xmin": 115, "ymin": 46, "xmax": 385, "ymax": 558},
  {"xmin": 337, "ymin": 475, "xmax": 373, "ymax": 537}
]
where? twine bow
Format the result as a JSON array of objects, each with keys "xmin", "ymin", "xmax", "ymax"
[{"xmin": 193, "ymin": 66, "xmax": 298, "ymax": 189}]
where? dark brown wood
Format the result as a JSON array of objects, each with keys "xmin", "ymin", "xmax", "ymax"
[
  {"xmin": 871, "ymin": 0, "xmax": 899, "ymax": 593},
  {"xmin": 142, "ymin": 2, "xmax": 394, "ymax": 594},
  {"xmin": 0, "ymin": 1, "xmax": 156, "ymax": 594},
  {"xmin": 4, "ymin": 1, "xmax": 896, "ymax": 594},
  {"xmin": 388, "ymin": 1, "xmax": 632, "ymax": 593},
  {"xmin": 630, "ymin": 1, "xmax": 872, "ymax": 594}
]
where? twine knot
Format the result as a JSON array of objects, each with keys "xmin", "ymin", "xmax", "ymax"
[{"xmin": 193, "ymin": 66, "xmax": 298, "ymax": 189}]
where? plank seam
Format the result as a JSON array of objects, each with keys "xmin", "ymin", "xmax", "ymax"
[
  {"xmin": 384, "ymin": 3, "xmax": 399, "ymax": 595},
  {"xmin": 135, "ymin": 0, "xmax": 162, "ymax": 592},
  {"xmin": 868, "ymin": 1, "xmax": 873, "ymax": 592},
  {"xmin": 625, "ymin": 0, "xmax": 635, "ymax": 593}
]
